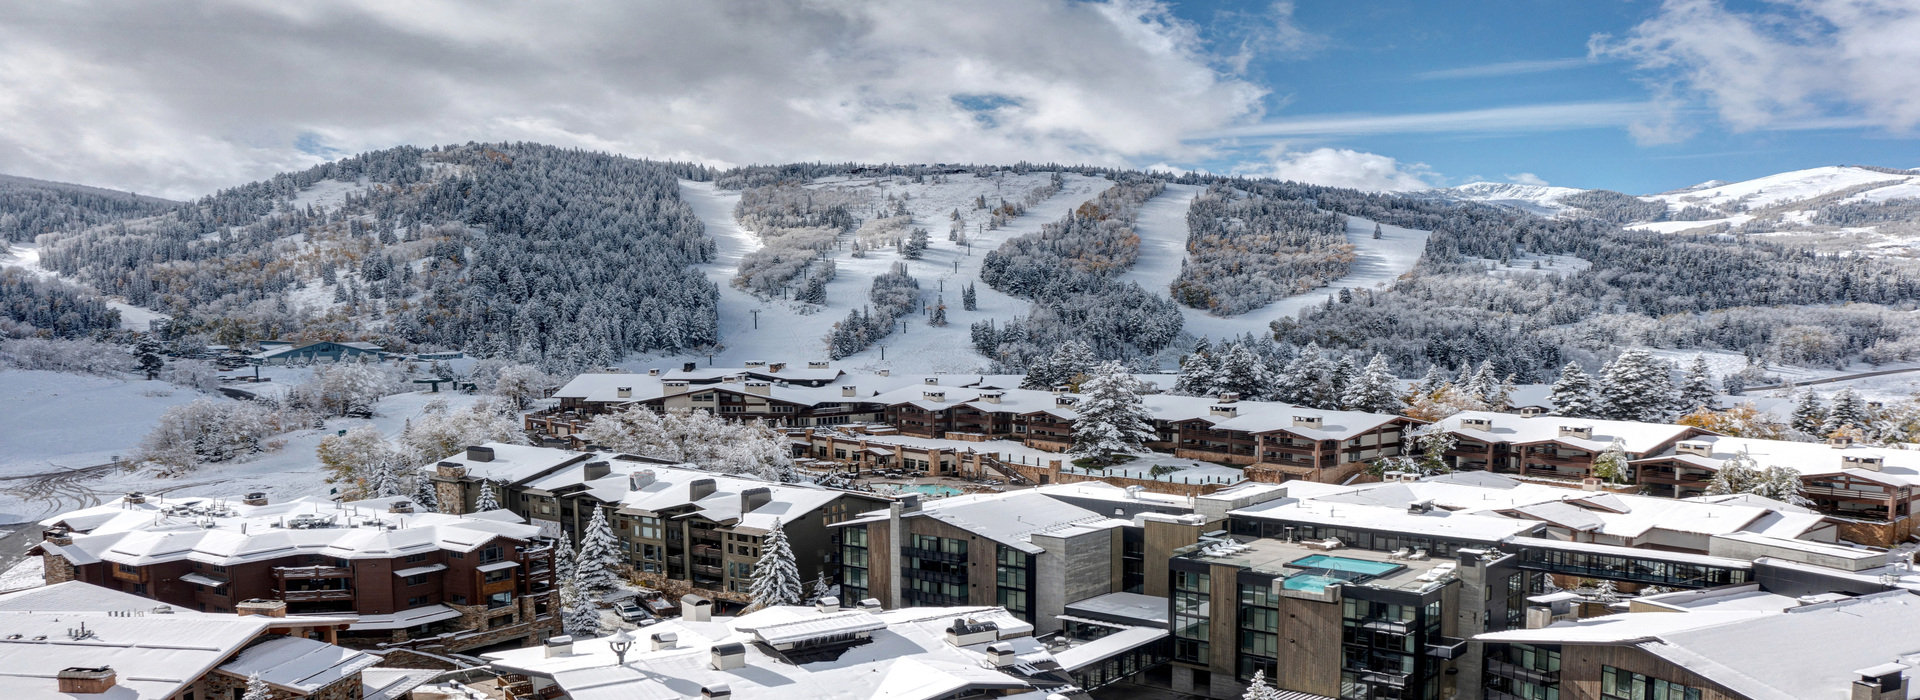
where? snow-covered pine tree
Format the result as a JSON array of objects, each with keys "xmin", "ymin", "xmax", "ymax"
[
  {"xmin": 1273, "ymin": 343, "xmax": 1321, "ymax": 404},
  {"xmin": 473, "ymin": 479, "xmax": 501, "ymax": 512},
  {"xmin": 554, "ymin": 533, "xmax": 577, "ymax": 585},
  {"xmin": 1372, "ymin": 222, "xmax": 1382, "ymax": 240},
  {"xmin": 562, "ymin": 578, "xmax": 600, "ymax": 637},
  {"xmin": 575, "ymin": 506, "xmax": 622, "ymax": 598},
  {"xmin": 1341, "ymin": 354, "xmax": 1403, "ymax": 414},
  {"xmin": 1754, "ymin": 466, "xmax": 1813, "ymax": 506},
  {"xmin": 1790, "ymin": 389, "xmax": 1828, "ymax": 436},
  {"xmin": 1173, "ymin": 338, "xmax": 1219, "ymax": 396},
  {"xmin": 1070, "ymin": 361, "xmax": 1157, "ymax": 463},
  {"xmin": 1593, "ymin": 578, "xmax": 1619, "ymax": 603},
  {"xmin": 1328, "ymin": 356, "xmax": 1358, "ymax": 407},
  {"xmin": 902, "ymin": 227, "xmax": 929, "ymax": 259},
  {"xmin": 1019, "ymin": 352, "xmax": 1058, "ymax": 390},
  {"xmin": 134, "ymin": 336, "xmax": 164, "ymax": 380},
  {"xmin": 962, "ymin": 282, "xmax": 977, "ymax": 311},
  {"xmin": 1823, "ymin": 387, "xmax": 1869, "ymax": 434},
  {"xmin": 242, "ymin": 673, "xmax": 271, "ymax": 700},
  {"xmin": 750, "ymin": 520, "xmax": 803, "ymax": 609},
  {"xmin": 1462, "ymin": 360, "xmax": 1499, "ymax": 406},
  {"xmin": 1590, "ymin": 439, "xmax": 1630, "ymax": 484},
  {"xmin": 1242, "ymin": 669, "xmax": 1281, "ymax": 700},
  {"xmin": 1216, "ymin": 342, "xmax": 1276, "ymax": 401},
  {"xmin": 364, "ymin": 458, "xmax": 402, "ymax": 498},
  {"xmin": 1595, "ymin": 350, "xmax": 1674, "ymax": 422},
  {"xmin": 1413, "ymin": 365, "xmax": 1448, "ymax": 398},
  {"xmin": 1677, "ymin": 355, "xmax": 1716, "ymax": 412},
  {"xmin": 1703, "ymin": 449, "xmax": 1763, "ymax": 496},
  {"xmin": 808, "ymin": 571, "xmax": 833, "ymax": 604},
  {"xmin": 411, "ymin": 474, "xmax": 438, "ymax": 512},
  {"xmin": 928, "ymin": 297, "xmax": 947, "ymax": 327},
  {"xmin": 1548, "ymin": 362, "xmax": 1597, "ymax": 418}
]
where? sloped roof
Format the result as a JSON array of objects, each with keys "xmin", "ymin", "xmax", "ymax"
[
  {"xmin": 1433, "ymin": 411, "xmax": 1698, "ymax": 454},
  {"xmin": 216, "ymin": 635, "xmax": 381, "ymax": 692},
  {"xmin": 0, "ymin": 612, "xmax": 275, "ymax": 700}
]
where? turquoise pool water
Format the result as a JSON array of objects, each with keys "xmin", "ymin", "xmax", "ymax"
[
  {"xmin": 1288, "ymin": 554, "xmax": 1404, "ymax": 577},
  {"xmin": 895, "ymin": 484, "xmax": 963, "ymax": 498},
  {"xmin": 1280, "ymin": 573, "xmax": 1348, "ymax": 593}
]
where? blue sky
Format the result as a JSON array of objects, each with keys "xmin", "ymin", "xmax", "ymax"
[{"xmin": 1168, "ymin": 0, "xmax": 1920, "ymax": 194}]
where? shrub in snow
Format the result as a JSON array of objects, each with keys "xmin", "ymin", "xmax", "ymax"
[
  {"xmin": 582, "ymin": 407, "xmax": 796, "ymax": 482},
  {"xmin": 317, "ymin": 425, "xmax": 401, "ymax": 497},
  {"xmin": 397, "ymin": 398, "xmax": 526, "ymax": 463},
  {"xmin": 0, "ymin": 337, "xmax": 129, "ymax": 376},
  {"xmin": 136, "ymin": 398, "xmax": 304, "ymax": 474}
]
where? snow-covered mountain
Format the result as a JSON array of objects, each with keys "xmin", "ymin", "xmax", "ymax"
[{"xmin": 1417, "ymin": 182, "xmax": 1588, "ymax": 217}]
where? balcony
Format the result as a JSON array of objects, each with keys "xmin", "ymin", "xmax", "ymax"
[
  {"xmin": 280, "ymin": 588, "xmax": 355, "ymax": 602},
  {"xmin": 1425, "ymin": 636, "xmax": 1467, "ymax": 659},
  {"xmin": 1486, "ymin": 658, "xmax": 1559, "ymax": 685},
  {"xmin": 276, "ymin": 565, "xmax": 352, "ymax": 579},
  {"xmin": 693, "ymin": 564, "xmax": 724, "ymax": 578}
]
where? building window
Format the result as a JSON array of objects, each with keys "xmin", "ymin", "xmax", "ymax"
[
  {"xmin": 1172, "ymin": 570, "xmax": 1210, "ymax": 665},
  {"xmin": 405, "ymin": 574, "xmax": 430, "ymax": 586},
  {"xmin": 1236, "ymin": 583, "xmax": 1280, "ymax": 680},
  {"xmin": 487, "ymin": 591, "xmax": 513, "ymax": 609},
  {"xmin": 840, "ymin": 526, "xmax": 869, "ymax": 604},
  {"xmin": 449, "ymin": 594, "xmax": 467, "ymax": 605},
  {"xmin": 636, "ymin": 516, "xmax": 662, "ymax": 540},
  {"xmin": 404, "ymin": 553, "xmax": 429, "ymax": 564},
  {"xmin": 1602, "ymin": 667, "xmax": 1700, "ymax": 700},
  {"xmin": 483, "ymin": 568, "xmax": 513, "ymax": 584},
  {"xmin": 996, "ymin": 546, "xmax": 1031, "ymax": 621},
  {"xmin": 407, "ymin": 596, "xmax": 430, "ymax": 607}
]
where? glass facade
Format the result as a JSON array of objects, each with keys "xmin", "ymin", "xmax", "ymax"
[
  {"xmin": 839, "ymin": 525, "xmax": 869, "ymax": 604},
  {"xmin": 1515, "ymin": 546, "xmax": 1748, "ymax": 588},
  {"xmin": 996, "ymin": 545, "xmax": 1033, "ymax": 621},
  {"xmin": 1485, "ymin": 643, "xmax": 1561, "ymax": 700},
  {"xmin": 1236, "ymin": 582, "xmax": 1279, "ymax": 681},
  {"xmin": 1172, "ymin": 570, "xmax": 1211, "ymax": 665},
  {"xmin": 1602, "ymin": 666, "xmax": 1701, "ymax": 700},
  {"xmin": 903, "ymin": 534, "xmax": 970, "ymax": 607}
]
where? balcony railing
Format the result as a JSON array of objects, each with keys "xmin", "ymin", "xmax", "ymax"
[
  {"xmin": 276, "ymin": 565, "xmax": 352, "ymax": 579},
  {"xmin": 280, "ymin": 589, "xmax": 355, "ymax": 602},
  {"xmin": 1486, "ymin": 658, "xmax": 1560, "ymax": 685}
]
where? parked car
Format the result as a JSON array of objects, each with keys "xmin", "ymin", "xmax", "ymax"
[{"xmin": 614, "ymin": 600, "xmax": 649, "ymax": 622}]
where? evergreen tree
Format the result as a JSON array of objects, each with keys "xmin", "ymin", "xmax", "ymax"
[
  {"xmin": 562, "ymin": 577, "xmax": 600, "ymax": 638},
  {"xmin": 473, "ymin": 479, "xmax": 501, "ymax": 511},
  {"xmin": 364, "ymin": 458, "xmax": 402, "ymax": 498},
  {"xmin": 1273, "ymin": 343, "xmax": 1323, "ymax": 404},
  {"xmin": 1823, "ymin": 387, "xmax": 1869, "ymax": 434},
  {"xmin": 1754, "ymin": 465, "xmax": 1812, "ymax": 506},
  {"xmin": 1242, "ymin": 669, "xmax": 1281, "ymax": 700},
  {"xmin": 1341, "ymin": 354, "xmax": 1403, "ymax": 414},
  {"xmin": 808, "ymin": 571, "xmax": 834, "ymax": 604},
  {"xmin": 1173, "ymin": 339, "xmax": 1220, "ymax": 396},
  {"xmin": 961, "ymin": 282, "xmax": 977, "ymax": 311},
  {"xmin": 1590, "ymin": 439, "xmax": 1630, "ymax": 484},
  {"xmin": 1593, "ymin": 578, "xmax": 1619, "ymax": 604},
  {"xmin": 242, "ymin": 674, "xmax": 271, "ymax": 700},
  {"xmin": 902, "ymin": 227, "xmax": 929, "ymax": 259},
  {"xmin": 575, "ymin": 506, "xmax": 622, "ymax": 598},
  {"xmin": 750, "ymin": 520, "xmax": 803, "ymax": 609},
  {"xmin": 1548, "ymin": 362, "xmax": 1597, "ymax": 417},
  {"xmin": 1372, "ymin": 222, "xmax": 1382, "ymax": 240},
  {"xmin": 1595, "ymin": 350, "xmax": 1674, "ymax": 422},
  {"xmin": 1413, "ymin": 365, "xmax": 1448, "ymax": 398},
  {"xmin": 928, "ymin": 297, "xmax": 948, "ymax": 327},
  {"xmin": 411, "ymin": 474, "xmax": 438, "ymax": 512},
  {"xmin": 1328, "ymin": 355, "xmax": 1359, "ymax": 407},
  {"xmin": 1704, "ymin": 449, "xmax": 1763, "ymax": 496},
  {"xmin": 1462, "ymin": 360, "xmax": 1499, "ymax": 406},
  {"xmin": 133, "ymin": 336, "xmax": 164, "ymax": 380},
  {"xmin": 554, "ymin": 534, "xmax": 577, "ymax": 585},
  {"xmin": 1070, "ymin": 361, "xmax": 1157, "ymax": 463},
  {"xmin": 1215, "ymin": 342, "xmax": 1276, "ymax": 401},
  {"xmin": 1677, "ymin": 355, "xmax": 1716, "ymax": 412},
  {"xmin": 1790, "ymin": 389, "xmax": 1828, "ymax": 435}
]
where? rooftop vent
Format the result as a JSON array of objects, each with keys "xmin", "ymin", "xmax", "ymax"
[
  {"xmin": 876, "ymin": 369, "xmax": 890, "ymax": 377},
  {"xmin": 986, "ymin": 642, "xmax": 1019, "ymax": 668},
  {"xmin": 859, "ymin": 598, "xmax": 882, "ymax": 611},
  {"xmin": 683, "ymin": 595, "xmax": 713, "ymax": 622},
  {"xmin": 1292, "ymin": 415, "xmax": 1323, "ymax": 429},
  {"xmin": 745, "ymin": 361, "xmax": 767, "ymax": 369},
  {"xmin": 810, "ymin": 361, "xmax": 831, "ymax": 369},
  {"xmin": 1460, "ymin": 417, "xmax": 1493, "ymax": 431},
  {"xmin": 703, "ymin": 684, "xmax": 733, "ymax": 700},
  {"xmin": 242, "ymin": 492, "xmax": 268, "ymax": 506},
  {"xmin": 583, "ymin": 461, "xmax": 612, "ymax": 481},
  {"xmin": 1558, "ymin": 425, "xmax": 1593, "ymax": 440},
  {"xmin": 816, "ymin": 596, "xmax": 840, "ymax": 614},
  {"xmin": 683, "ymin": 362, "xmax": 698, "ymax": 372},
  {"xmin": 946, "ymin": 618, "xmax": 1000, "ymax": 647},
  {"xmin": 616, "ymin": 387, "xmax": 632, "ymax": 399},
  {"xmin": 651, "ymin": 630, "xmax": 678, "ymax": 651},
  {"xmin": 1217, "ymin": 392, "xmax": 1240, "ymax": 404},
  {"xmin": 711, "ymin": 642, "xmax": 747, "ymax": 671},
  {"xmin": 1676, "ymin": 441, "xmax": 1713, "ymax": 457},
  {"xmin": 629, "ymin": 470, "xmax": 657, "ymax": 492},
  {"xmin": 1844, "ymin": 455, "xmax": 1885, "ymax": 471},
  {"xmin": 545, "ymin": 635, "xmax": 573, "ymax": 658},
  {"xmin": 690, "ymin": 478, "xmax": 717, "ymax": 501},
  {"xmin": 648, "ymin": 368, "xmax": 661, "ymax": 377},
  {"xmin": 741, "ymin": 487, "xmax": 773, "ymax": 514},
  {"xmin": 388, "ymin": 501, "xmax": 414, "ymax": 514},
  {"xmin": 1210, "ymin": 404, "xmax": 1238, "ymax": 418},
  {"xmin": 465, "ymin": 446, "xmax": 495, "ymax": 463},
  {"xmin": 924, "ymin": 377, "xmax": 939, "ymax": 385},
  {"xmin": 123, "ymin": 492, "xmax": 146, "ymax": 505},
  {"xmin": 56, "ymin": 667, "xmax": 116, "ymax": 695}
]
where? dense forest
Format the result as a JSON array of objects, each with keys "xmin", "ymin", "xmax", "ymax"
[
  {"xmin": 1170, "ymin": 183, "xmax": 1353, "ymax": 315},
  {"xmin": 0, "ymin": 174, "xmax": 178, "ymax": 243}
]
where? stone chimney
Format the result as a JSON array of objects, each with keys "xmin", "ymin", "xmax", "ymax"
[
  {"xmin": 237, "ymin": 599, "xmax": 288, "ymax": 618},
  {"xmin": 741, "ymin": 487, "xmax": 773, "ymax": 514},
  {"xmin": 690, "ymin": 478, "xmax": 717, "ymax": 501},
  {"xmin": 123, "ymin": 492, "xmax": 146, "ymax": 505},
  {"xmin": 545, "ymin": 635, "xmax": 573, "ymax": 658},
  {"xmin": 583, "ymin": 461, "xmax": 612, "ymax": 481},
  {"xmin": 242, "ymin": 492, "xmax": 268, "ymax": 507},
  {"xmin": 682, "ymin": 594, "xmax": 712, "ymax": 622},
  {"xmin": 651, "ymin": 630, "xmax": 678, "ymax": 651},
  {"xmin": 768, "ymin": 362, "xmax": 786, "ymax": 373},
  {"xmin": 388, "ymin": 501, "xmax": 414, "ymax": 514},
  {"xmin": 1844, "ymin": 455, "xmax": 1885, "ymax": 471},
  {"xmin": 629, "ymin": 470, "xmax": 657, "ymax": 491},
  {"xmin": 465, "ymin": 445, "xmax": 495, "ymax": 463},
  {"xmin": 43, "ymin": 527, "xmax": 72, "ymax": 546},
  {"xmin": 710, "ymin": 643, "xmax": 747, "ymax": 671},
  {"xmin": 57, "ymin": 668, "xmax": 116, "ymax": 695}
]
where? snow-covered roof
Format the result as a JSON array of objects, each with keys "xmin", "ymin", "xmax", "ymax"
[
  {"xmin": 535, "ymin": 460, "xmax": 876, "ymax": 534},
  {"xmin": 0, "ymin": 612, "xmax": 278, "ymax": 700},
  {"xmin": 361, "ymin": 668, "xmax": 442, "ymax": 700},
  {"xmin": 215, "ymin": 634, "xmax": 381, "ymax": 693},
  {"xmin": 427, "ymin": 442, "xmax": 592, "ymax": 485},
  {"xmin": 1231, "ymin": 496, "xmax": 1547, "ymax": 542},
  {"xmin": 1051, "ymin": 625, "xmax": 1168, "ymax": 671},
  {"xmin": 38, "ymin": 495, "xmax": 542, "ymax": 567},
  {"xmin": 481, "ymin": 605, "xmax": 1057, "ymax": 700},
  {"xmin": 890, "ymin": 490, "xmax": 1131, "ymax": 554},
  {"xmin": 1643, "ymin": 434, "xmax": 1920, "ymax": 488},
  {"xmin": 0, "ymin": 581, "xmax": 211, "ymax": 615},
  {"xmin": 1432, "ymin": 411, "xmax": 1700, "ymax": 454},
  {"xmin": 1061, "ymin": 592, "xmax": 1170, "ymax": 627}
]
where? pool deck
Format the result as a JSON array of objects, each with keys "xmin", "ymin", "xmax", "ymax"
[{"xmin": 1181, "ymin": 538, "xmax": 1460, "ymax": 593}]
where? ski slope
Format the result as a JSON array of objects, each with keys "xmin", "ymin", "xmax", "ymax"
[
  {"xmin": 1113, "ymin": 184, "xmax": 1202, "ymax": 292},
  {"xmin": 1175, "ymin": 213, "xmax": 1431, "ymax": 340},
  {"xmin": 666, "ymin": 175, "xmax": 1114, "ymax": 372}
]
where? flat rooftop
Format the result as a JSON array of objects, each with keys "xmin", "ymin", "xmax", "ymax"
[{"xmin": 1180, "ymin": 537, "xmax": 1462, "ymax": 594}]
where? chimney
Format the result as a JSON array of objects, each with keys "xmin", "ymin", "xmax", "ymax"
[
  {"xmin": 123, "ymin": 492, "xmax": 146, "ymax": 505},
  {"xmin": 682, "ymin": 594, "xmax": 712, "ymax": 622},
  {"xmin": 1844, "ymin": 455, "xmax": 1885, "ymax": 471},
  {"xmin": 746, "ymin": 381, "xmax": 772, "ymax": 396},
  {"xmin": 1292, "ymin": 415, "xmax": 1323, "ymax": 429},
  {"xmin": 545, "ymin": 635, "xmax": 573, "ymax": 658},
  {"xmin": 1832, "ymin": 435, "xmax": 1857, "ymax": 448},
  {"xmin": 809, "ymin": 361, "xmax": 830, "ymax": 369},
  {"xmin": 816, "ymin": 596, "xmax": 840, "ymax": 614},
  {"xmin": 581, "ymin": 461, "xmax": 612, "ymax": 481},
  {"xmin": 1460, "ymin": 417, "xmax": 1493, "ymax": 431},
  {"xmin": 629, "ymin": 470, "xmax": 657, "ymax": 491},
  {"xmin": 388, "ymin": 501, "xmax": 414, "ymax": 514},
  {"xmin": 1676, "ymin": 441, "xmax": 1712, "ymax": 457},
  {"xmin": 1210, "ymin": 404, "xmax": 1238, "ymax": 418},
  {"xmin": 741, "ymin": 487, "xmax": 773, "ymax": 514},
  {"xmin": 702, "ymin": 684, "xmax": 734, "ymax": 700},
  {"xmin": 898, "ymin": 494, "xmax": 922, "ymax": 513},
  {"xmin": 841, "ymin": 385, "xmax": 858, "ymax": 397},
  {"xmin": 648, "ymin": 368, "xmax": 661, "ymax": 376},
  {"xmin": 924, "ymin": 377, "xmax": 939, "ymax": 385},
  {"xmin": 466, "ymin": 446, "xmax": 495, "ymax": 463},
  {"xmin": 1582, "ymin": 477, "xmax": 1603, "ymax": 491},
  {"xmin": 979, "ymin": 391, "xmax": 1002, "ymax": 404},
  {"xmin": 1558, "ymin": 425, "xmax": 1593, "ymax": 440},
  {"xmin": 1851, "ymin": 664, "xmax": 1907, "ymax": 700},
  {"xmin": 986, "ymin": 642, "xmax": 1019, "ymax": 668},
  {"xmin": 665, "ymin": 381, "xmax": 690, "ymax": 396},
  {"xmin": 617, "ymin": 387, "xmax": 632, "ymax": 399},
  {"xmin": 1055, "ymin": 396, "xmax": 1078, "ymax": 408},
  {"xmin": 436, "ymin": 461, "xmax": 467, "ymax": 478},
  {"xmin": 237, "ymin": 599, "xmax": 288, "ymax": 618},
  {"xmin": 710, "ymin": 643, "xmax": 747, "ymax": 671},
  {"xmin": 689, "ymin": 478, "xmax": 717, "ymax": 501},
  {"xmin": 242, "ymin": 492, "xmax": 268, "ymax": 507},
  {"xmin": 651, "ymin": 630, "xmax": 678, "ymax": 651},
  {"xmin": 946, "ymin": 618, "xmax": 1000, "ymax": 647},
  {"xmin": 923, "ymin": 390, "xmax": 946, "ymax": 403},
  {"xmin": 43, "ymin": 527, "xmax": 72, "ymax": 546},
  {"xmin": 1525, "ymin": 606, "xmax": 1554, "ymax": 629},
  {"xmin": 683, "ymin": 362, "xmax": 698, "ymax": 372},
  {"xmin": 876, "ymin": 369, "xmax": 890, "ymax": 377},
  {"xmin": 1052, "ymin": 385, "xmax": 1070, "ymax": 395},
  {"xmin": 859, "ymin": 598, "xmax": 882, "ymax": 611},
  {"xmin": 768, "ymin": 362, "xmax": 786, "ymax": 373},
  {"xmin": 745, "ymin": 361, "xmax": 767, "ymax": 369},
  {"xmin": 1217, "ymin": 392, "xmax": 1240, "ymax": 403},
  {"xmin": 56, "ymin": 668, "xmax": 116, "ymax": 695}
]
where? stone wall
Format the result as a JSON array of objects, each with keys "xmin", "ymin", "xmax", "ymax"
[
  {"xmin": 42, "ymin": 553, "xmax": 75, "ymax": 585},
  {"xmin": 1835, "ymin": 515, "xmax": 1914, "ymax": 548}
]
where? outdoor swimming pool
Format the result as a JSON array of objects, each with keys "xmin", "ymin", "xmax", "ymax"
[
  {"xmin": 891, "ymin": 484, "xmax": 964, "ymax": 498},
  {"xmin": 1288, "ymin": 554, "xmax": 1404, "ymax": 577},
  {"xmin": 1279, "ymin": 573, "xmax": 1349, "ymax": 593}
]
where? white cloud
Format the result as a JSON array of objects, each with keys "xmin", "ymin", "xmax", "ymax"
[
  {"xmin": 1593, "ymin": 0, "xmax": 1920, "ymax": 136},
  {"xmin": 1505, "ymin": 172, "xmax": 1550, "ymax": 186},
  {"xmin": 1205, "ymin": 101, "xmax": 1654, "ymax": 139},
  {"xmin": 0, "ymin": 0, "xmax": 1270, "ymax": 198},
  {"xmin": 1413, "ymin": 58, "xmax": 1591, "ymax": 80},
  {"xmin": 1246, "ymin": 147, "xmax": 1438, "ymax": 192}
]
